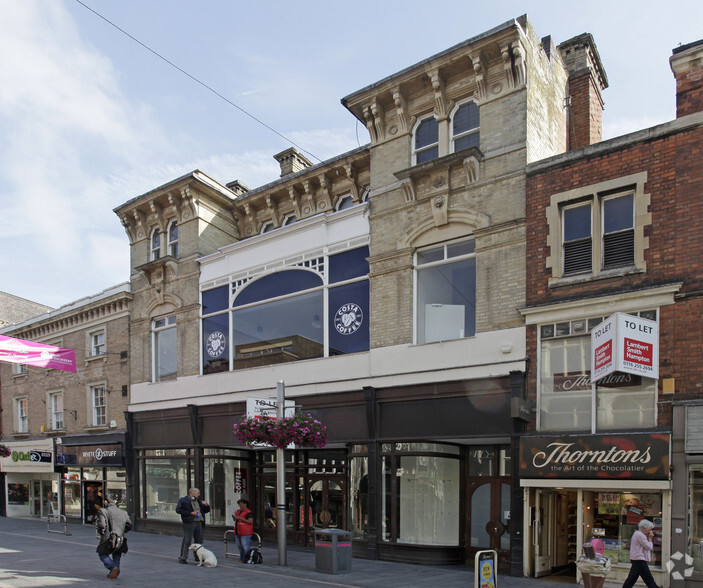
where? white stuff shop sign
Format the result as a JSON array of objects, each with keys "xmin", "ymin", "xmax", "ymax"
[{"xmin": 519, "ymin": 434, "xmax": 670, "ymax": 480}]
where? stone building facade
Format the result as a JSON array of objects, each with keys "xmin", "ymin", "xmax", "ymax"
[
  {"xmin": 521, "ymin": 39, "xmax": 703, "ymax": 585},
  {"xmin": 109, "ymin": 15, "xmax": 606, "ymax": 573},
  {"xmin": 0, "ymin": 284, "xmax": 132, "ymax": 522}
]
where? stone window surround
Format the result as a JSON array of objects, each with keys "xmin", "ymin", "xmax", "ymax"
[
  {"xmin": 545, "ymin": 171, "xmax": 650, "ymax": 287},
  {"xmin": 87, "ymin": 327, "xmax": 106, "ymax": 359},
  {"xmin": 411, "ymin": 99, "xmax": 480, "ymax": 166}
]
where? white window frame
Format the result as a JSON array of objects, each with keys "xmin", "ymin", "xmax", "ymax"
[
  {"xmin": 536, "ymin": 311, "xmax": 658, "ymax": 433},
  {"xmin": 414, "ymin": 238, "xmax": 477, "ymax": 344},
  {"xmin": 90, "ymin": 385, "xmax": 107, "ymax": 427},
  {"xmin": 89, "ymin": 329, "xmax": 106, "ymax": 357},
  {"xmin": 16, "ymin": 397, "xmax": 28, "ymax": 433},
  {"xmin": 48, "ymin": 390, "xmax": 64, "ymax": 430},
  {"xmin": 152, "ymin": 315, "xmax": 177, "ymax": 382},
  {"xmin": 150, "ymin": 227, "xmax": 161, "ymax": 261},
  {"xmin": 167, "ymin": 220, "xmax": 178, "ymax": 258},
  {"xmin": 412, "ymin": 114, "xmax": 440, "ymax": 165},
  {"xmin": 450, "ymin": 100, "xmax": 480, "ymax": 153},
  {"xmin": 13, "ymin": 362, "xmax": 28, "ymax": 375}
]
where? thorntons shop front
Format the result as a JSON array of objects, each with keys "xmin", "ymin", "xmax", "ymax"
[{"xmin": 520, "ymin": 433, "xmax": 671, "ymax": 585}]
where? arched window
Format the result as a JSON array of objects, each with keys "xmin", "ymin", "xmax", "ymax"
[
  {"xmin": 451, "ymin": 101, "xmax": 480, "ymax": 152},
  {"xmin": 167, "ymin": 220, "xmax": 178, "ymax": 258},
  {"xmin": 150, "ymin": 228, "xmax": 161, "ymax": 261},
  {"xmin": 201, "ymin": 247, "xmax": 370, "ymax": 373},
  {"xmin": 413, "ymin": 115, "xmax": 439, "ymax": 164}
]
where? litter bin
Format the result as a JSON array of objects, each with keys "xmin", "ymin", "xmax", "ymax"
[{"xmin": 314, "ymin": 529, "xmax": 352, "ymax": 574}]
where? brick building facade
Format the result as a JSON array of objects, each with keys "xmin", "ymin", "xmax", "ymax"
[
  {"xmin": 521, "ymin": 39, "xmax": 703, "ymax": 585},
  {"xmin": 0, "ymin": 283, "xmax": 132, "ymax": 521}
]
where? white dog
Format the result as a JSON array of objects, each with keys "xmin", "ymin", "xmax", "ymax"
[{"xmin": 189, "ymin": 543, "xmax": 218, "ymax": 567}]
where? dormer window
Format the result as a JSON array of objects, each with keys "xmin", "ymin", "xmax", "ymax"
[
  {"xmin": 451, "ymin": 101, "xmax": 480, "ymax": 152},
  {"xmin": 413, "ymin": 116, "xmax": 439, "ymax": 164},
  {"xmin": 150, "ymin": 228, "xmax": 161, "ymax": 261},
  {"xmin": 282, "ymin": 214, "xmax": 297, "ymax": 226},
  {"xmin": 261, "ymin": 222, "xmax": 275, "ymax": 234},
  {"xmin": 167, "ymin": 220, "xmax": 178, "ymax": 258}
]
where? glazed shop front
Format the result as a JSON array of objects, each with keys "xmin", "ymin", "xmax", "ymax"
[
  {"xmin": 55, "ymin": 433, "xmax": 129, "ymax": 524},
  {"xmin": 520, "ymin": 433, "xmax": 671, "ymax": 585},
  {"xmin": 129, "ymin": 375, "xmax": 526, "ymax": 568}
]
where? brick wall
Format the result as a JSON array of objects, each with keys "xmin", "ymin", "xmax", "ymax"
[{"xmin": 525, "ymin": 121, "xmax": 703, "ymax": 419}]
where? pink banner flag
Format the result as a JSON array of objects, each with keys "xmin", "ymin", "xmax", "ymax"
[{"xmin": 0, "ymin": 335, "xmax": 76, "ymax": 373}]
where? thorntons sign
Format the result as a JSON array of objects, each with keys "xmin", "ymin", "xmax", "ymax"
[{"xmin": 520, "ymin": 434, "xmax": 670, "ymax": 480}]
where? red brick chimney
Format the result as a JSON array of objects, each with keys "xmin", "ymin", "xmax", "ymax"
[
  {"xmin": 670, "ymin": 39, "xmax": 703, "ymax": 118},
  {"xmin": 558, "ymin": 34, "xmax": 608, "ymax": 150}
]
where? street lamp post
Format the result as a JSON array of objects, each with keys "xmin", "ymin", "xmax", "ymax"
[{"xmin": 276, "ymin": 380, "xmax": 287, "ymax": 566}]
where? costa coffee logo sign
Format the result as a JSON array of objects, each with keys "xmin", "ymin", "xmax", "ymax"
[
  {"xmin": 520, "ymin": 434, "xmax": 670, "ymax": 480},
  {"xmin": 553, "ymin": 372, "xmax": 641, "ymax": 392}
]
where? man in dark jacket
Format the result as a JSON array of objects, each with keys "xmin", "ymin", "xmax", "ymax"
[
  {"xmin": 176, "ymin": 487, "xmax": 210, "ymax": 564},
  {"xmin": 95, "ymin": 495, "xmax": 132, "ymax": 580}
]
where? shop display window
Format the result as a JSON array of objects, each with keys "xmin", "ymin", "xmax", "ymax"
[
  {"xmin": 350, "ymin": 454, "xmax": 369, "ymax": 540},
  {"xmin": 584, "ymin": 491, "xmax": 662, "ymax": 566},
  {"xmin": 381, "ymin": 443, "xmax": 460, "ymax": 546},
  {"xmin": 144, "ymin": 457, "xmax": 190, "ymax": 521}
]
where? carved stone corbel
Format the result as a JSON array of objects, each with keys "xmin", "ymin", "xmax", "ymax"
[
  {"xmin": 179, "ymin": 186, "xmax": 197, "ymax": 220},
  {"xmin": 500, "ymin": 43, "xmax": 515, "ymax": 90},
  {"xmin": 463, "ymin": 155, "xmax": 480, "ymax": 185},
  {"xmin": 401, "ymin": 178, "xmax": 416, "ymax": 203},
  {"xmin": 512, "ymin": 39, "xmax": 526, "ymax": 87},
  {"xmin": 431, "ymin": 194, "xmax": 449, "ymax": 227},
  {"xmin": 243, "ymin": 202, "xmax": 259, "ymax": 235},
  {"xmin": 363, "ymin": 105, "xmax": 378, "ymax": 143},
  {"xmin": 429, "ymin": 69, "xmax": 450, "ymax": 120},
  {"xmin": 265, "ymin": 195, "xmax": 280, "ymax": 227},
  {"xmin": 317, "ymin": 174, "xmax": 333, "ymax": 211},
  {"xmin": 392, "ymin": 87, "xmax": 409, "ymax": 133},
  {"xmin": 288, "ymin": 186, "xmax": 301, "ymax": 217},
  {"xmin": 470, "ymin": 52, "xmax": 488, "ymax": 102},
  {"xmin": 344, "ymin": 164, "xmax": 361, "ymax": 203},
  {"xmin": 149, "ymin": 200, "xmax": 164, "ymax": 231},
  {"xmin": 302, "ymin": 180, "xmax": 315, "ymax": 215},
  {"xmin": 371, "ymin": 100, "xmax": 385, "ymax": 142}
]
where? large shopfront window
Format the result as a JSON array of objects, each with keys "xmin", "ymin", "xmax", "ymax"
[
  {"xmin": 203, "ymin": 449, "xmax": 250, "ymax": 526},
  {"xmin": 584, "ymin": 491, "xmax": 662, "ymax": 567},
  {"xmin": 350, "ymin": 445, "xmax": 369, "ymax": 540},
  {"xmin": 381, "ymin": 443, "xmax": 460, "ymax": 546},
  {"xmin": 201, "ymin": 246, "xmax": 369, "ymax": 373},
  {"xmin": 142, "ymin": 450, "xmax": 191, "ymax": 522},
  {"xmin": 538, "ymin": 311, "xmax": 657, "ymax": 432}
]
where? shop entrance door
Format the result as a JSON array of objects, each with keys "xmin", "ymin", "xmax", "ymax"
[
  {"xmin": 534, "ymin": 489, "xmax": 554, "ymax": 576},
  {"xmin": 467, "ymin": 479, "xmax": 511, "ymax": 564}
]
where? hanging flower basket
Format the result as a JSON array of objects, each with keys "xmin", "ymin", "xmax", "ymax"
[
  {"xmin": 0, "ymin": 444, "xmax": 10, "ymax": 458},
  {"xmin": 234, "ymin": 412, "xmax": 327, "ymax": 449}
]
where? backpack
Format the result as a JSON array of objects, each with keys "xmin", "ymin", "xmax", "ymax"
[{"xmin": 244, "ymin": 547, "xmax": 263, "ymax": 564}]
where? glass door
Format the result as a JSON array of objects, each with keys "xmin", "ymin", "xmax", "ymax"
[{"xmin": 467, "ymin": 480, "xmax": 511, "ymax": 563}]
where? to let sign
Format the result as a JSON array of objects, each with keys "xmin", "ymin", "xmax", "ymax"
[{"xmin": 591, "ymin": 313, "xmax": 658, "ymax": 381}]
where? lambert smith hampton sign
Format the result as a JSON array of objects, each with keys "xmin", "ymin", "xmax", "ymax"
[
  {"xmin": 520, "ymin": 434, "xmax": 670, "ymax": 480},
  {"xmin": 591, "ymin": 313, "xmax": 659, "ymax": 381}
]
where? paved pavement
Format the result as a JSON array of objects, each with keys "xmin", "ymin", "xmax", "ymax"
[{"xmin": 0, "ymin": 516, "xmax": 600, "ymax": 587}]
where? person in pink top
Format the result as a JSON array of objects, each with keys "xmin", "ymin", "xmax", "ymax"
[{"xmin": 622, "ymin": 519, "xmax": 660, "ymax": 588}]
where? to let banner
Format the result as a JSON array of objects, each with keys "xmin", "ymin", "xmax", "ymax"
[{"xmin": 0, "ymin": 335, "xmax": 76, "ymax": 373}]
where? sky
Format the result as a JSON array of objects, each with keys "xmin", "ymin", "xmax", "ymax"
[{"xmin": 0, "ymin": 0, "xmax": 700, "ymax": 310}]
